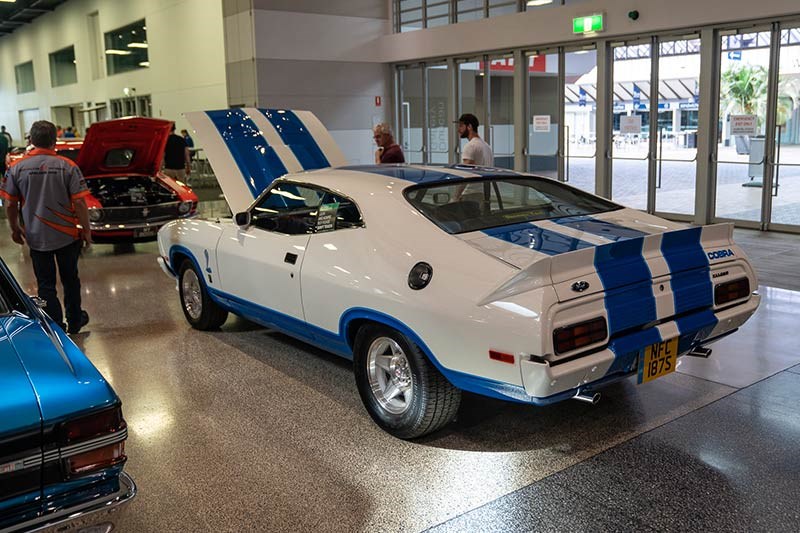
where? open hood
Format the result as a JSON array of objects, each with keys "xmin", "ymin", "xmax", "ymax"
[
  {"xmin": 184, "ymin": 108, "xmax": 347, "ymax": 214},
  {"xmin": 76, "ymin": 117, "xmax": 172, "ymax": 178}
]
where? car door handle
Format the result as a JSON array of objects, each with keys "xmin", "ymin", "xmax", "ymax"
[{"xmin": 284, "ymin": 252, "xmax": 298, "ymax": 265}]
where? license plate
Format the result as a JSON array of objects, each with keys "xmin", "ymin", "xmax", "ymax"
[
  {"xmin": 134, "ymin": 227, "xmax": 157, "ymax": 238},
  {"xmin": 638, "ymin": 337, "xmax": 679, "ymax": 384}
]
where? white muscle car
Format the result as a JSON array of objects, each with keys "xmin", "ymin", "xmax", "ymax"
[{"xmin": 157, "ymin": 108, "xmax": 760, "ymax": 438}]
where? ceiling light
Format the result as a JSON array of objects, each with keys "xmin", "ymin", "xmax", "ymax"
[
  {"xmin": 105, "ymin": 49, "xmax": 133, "ymax": 55},
  {"xmin": 127, "ymin": 42, "xmax": 148, "ymax": 48},
  {"xmin": 527, "ymin": 0, "xmax": 553, "ymax": 5},
  {"xmin": 139, "ymin": 61, "xmax": 150, "ymax": 67}
]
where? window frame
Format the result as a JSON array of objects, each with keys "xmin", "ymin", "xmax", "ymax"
[{"xmin": 249, "ymin": 180, "xmax": 366, "ymax": 236}]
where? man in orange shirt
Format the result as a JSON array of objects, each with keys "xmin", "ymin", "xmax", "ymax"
[{"xmin": 1, "ymin": 120, "xmax": 92, "ymax": 333}]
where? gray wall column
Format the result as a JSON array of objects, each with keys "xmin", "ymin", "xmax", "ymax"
[
  {"xmin": 447, "ymin": 58, "xmax": 458, "ymax": 165},
  {"xmin": 595, "ymin": 40, "xmax": 612, "ymax": 198}
]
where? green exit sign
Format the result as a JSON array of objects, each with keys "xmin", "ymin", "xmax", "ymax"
[{"xmin": 573, "ymin": 14, "xmax": 603, "ymax": 34}]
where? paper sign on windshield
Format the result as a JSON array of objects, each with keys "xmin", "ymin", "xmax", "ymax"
[{"xmin": 315, "ymin": 202, "xmax": 339, "ymax": 232}]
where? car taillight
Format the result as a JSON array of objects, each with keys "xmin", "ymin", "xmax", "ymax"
[
  {"xmin": 553, "ymin": 317, "xmax": 607, "ymax": 355},
  {"xmin": 715, "ymin": 278, "xmax": 750, "ymax": 306},
  {"xmin": 68, "ymin": 442, "xmax": 126, "ymax": 475},
  {"xmin": 62, "ymin": 406, "xmax": 127, "ymax": 476}
]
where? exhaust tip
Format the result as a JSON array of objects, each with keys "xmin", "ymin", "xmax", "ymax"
[{"xmin": 573, "ymin": 392, "xmax": 601, "ymax": 405}]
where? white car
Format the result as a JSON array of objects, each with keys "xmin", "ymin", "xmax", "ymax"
[{"xmin": 157, "ymin": 108, "xmax": 760, "ymax": 438}]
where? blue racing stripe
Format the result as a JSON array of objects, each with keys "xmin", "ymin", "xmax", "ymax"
[
  {"xmin": 661, "ymin": 227, "xmax": 713, "ymax": 314},
  {"xmin": 483, "ymin": 222, "xmax": 594, "ymax": 256},
  {"xmin": 594, "ymin": 238, "xmax": 656, "ymax": 334},
  {"xmin": 206, "ymin": 109, "xmax": 287, "ymax": 197},
  {"xmin": 340, "ymin": 165, "xmax": 466, "ymax": 183},
  {"xmin": 551, "ymin": 215, "xmax": 649, "ymax": 241},
  {"xmin": 260, "ymin": 109, "xmax": 330, "ymax": 171}
]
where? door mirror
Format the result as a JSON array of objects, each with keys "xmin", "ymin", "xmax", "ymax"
[{"xmin": 234, "ymin": 211, "xmax": 251, "ymax": 227}]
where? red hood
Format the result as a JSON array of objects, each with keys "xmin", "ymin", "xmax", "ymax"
[{"xmin": 76, "ymin": 117, "xmax": 172, "ymax": 178}]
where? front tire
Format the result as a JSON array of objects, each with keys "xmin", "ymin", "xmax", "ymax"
[
  {"xmin": 353, "ymin": 325, "xmax": 461, "ymax": 439},
  {"xmin": 178, "ymin": 260, "xmax": 228, "ymax": 330}
]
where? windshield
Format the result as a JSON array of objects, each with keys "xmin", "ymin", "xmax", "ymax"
[{"xmin": 404, "ymin": 177, "xmax": 620, "ymax": 234}]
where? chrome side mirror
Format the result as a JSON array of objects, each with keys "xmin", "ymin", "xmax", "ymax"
[
  {"xmin": 30, "ymin": 296, "xmax": 47, "ymax": 309},
  {"xmin": 234, "ymin": 211, "xmax": 251, "ymax": 228}
]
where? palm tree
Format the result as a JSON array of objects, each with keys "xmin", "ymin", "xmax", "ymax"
[{"xmin": 721, "ymin": 64, "xmax": 769, "ymax": 119}]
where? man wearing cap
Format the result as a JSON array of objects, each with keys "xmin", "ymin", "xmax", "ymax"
[
  {"xmin": 1, "ymin": 120, "xmax": 92, "ymax": 334},
  {"xmin": 457, "ymin": 113, "xmax": 494, "ymax": 167}
]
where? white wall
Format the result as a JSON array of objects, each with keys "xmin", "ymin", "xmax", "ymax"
[{"xmin": 0, "ymin": 0, "xmax": 228, "ymax": 145}]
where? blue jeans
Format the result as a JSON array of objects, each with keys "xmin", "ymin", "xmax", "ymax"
[{"xmin": 29, "ymin": 240, "xmax": 83, "ymax": 329}]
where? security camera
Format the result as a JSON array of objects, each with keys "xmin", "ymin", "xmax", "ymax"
[{"xmin": 628, "ymin": 10, "xmax": 640, "ymax": 21}]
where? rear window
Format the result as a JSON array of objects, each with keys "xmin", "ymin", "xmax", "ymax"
[
  {"xmin": 104, "ymin": 148, "xmax": 135, "ymax": 168},
  {"xmin": 404, "ymin": 177, "xmax": 620, "ymax": 234}
]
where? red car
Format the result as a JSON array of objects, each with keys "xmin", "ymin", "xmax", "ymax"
[
  {"xmin": 77, "ymin": 117, "xmax": 199, "ymax": 242},
  {"xmin": 5, "ymin": 139, "xmax": 84, "ymax": 167}
]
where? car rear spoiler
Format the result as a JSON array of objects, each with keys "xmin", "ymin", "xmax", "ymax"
[
  {"xmin": 184, "ymin": 108, "xmax": 347, "ymax": 214},
  {"xmin": 477, "ymin": 223, "xmax": 735, "ymax": 306}
]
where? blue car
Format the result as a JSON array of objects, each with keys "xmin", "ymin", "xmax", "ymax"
[{"xmin": 0, "ymin": 257, "xmax": 135, "ymax": 532}]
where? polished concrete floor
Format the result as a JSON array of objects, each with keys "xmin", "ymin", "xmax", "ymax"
[{"xmin": 0, "ymin": 226, "xmax": 798, "ymax": 532}]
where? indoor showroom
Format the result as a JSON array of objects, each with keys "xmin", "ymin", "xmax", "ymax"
[{"xmin": 0, "ymin": 0, "xmax": 798, "ymax": 532}]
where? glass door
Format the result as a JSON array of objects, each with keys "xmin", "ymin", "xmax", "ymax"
[
  {"xmin": 654, "ymin": 36, "xmax": 701, "ymax": 217},
  {"xmin": 610, "ymin": 41, "xmax": 653, "ymax": 210},
  {"xmin": 399, "ymin": 66, "xmax": 425, "ymax": 164},
  {"xmin": 426, "ymin": 63, "xmax": 451, "ymax": 165},
  {"xmin": 770, "ymin": 24, "xmax": 800, "ymax": 229},
  {"xmin": 526, "ymin": 49, "xmax": 559, "ymax": 179},
  {"xmin": 457, "ymin": 57, "xmax": 486, "ymax": 163},
  {"xmin": 563, "ymin": 46, "xmax": 597, "ymax": 193},
  {"xmin": 487, "ymin": 53, "xmax": 515, "ymax": 169},
  {"xmin": 713, "ymin": 29, "xmax": 772, "ymax": 224}
]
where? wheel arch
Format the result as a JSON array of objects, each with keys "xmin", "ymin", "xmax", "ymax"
[{"xmin": 341, "ymin": 308, "xmax": 449, "ymax": 380}]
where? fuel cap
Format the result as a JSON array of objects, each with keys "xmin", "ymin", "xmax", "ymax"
[{"xmin": 408, "ymin": 262, "xmax": 433, "ymax": 290}]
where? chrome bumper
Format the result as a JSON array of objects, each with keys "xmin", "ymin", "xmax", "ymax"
[{"xmin": 10, "ymin": 472, "xmax": 137, "ymax": 533}]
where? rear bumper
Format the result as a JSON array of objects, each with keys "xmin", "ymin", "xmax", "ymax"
[
  {"xmin": 9, "ymin": 471, "xmax": 136, "ymax": 533},
  {"xmin": 520, "ymin": 295, "xmax": 761, "ymax": 399}
]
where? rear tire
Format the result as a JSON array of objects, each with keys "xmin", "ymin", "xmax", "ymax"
[
  {"xmin": 178, "ymin": 260, "xmax": 228, "ymax": 330},
  {"xmin": 353, "ymin": 324, "xmax": 461, "ymax": 439}
]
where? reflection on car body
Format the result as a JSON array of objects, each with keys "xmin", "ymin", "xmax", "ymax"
[{"xmin": 157, "ymin": 108, "xmax": 760, "ymax": 439}]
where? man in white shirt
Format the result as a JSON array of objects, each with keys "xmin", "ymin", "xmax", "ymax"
[{"xmin": 457, "ymin": 113, "xmax": 494, "ymax": 167}]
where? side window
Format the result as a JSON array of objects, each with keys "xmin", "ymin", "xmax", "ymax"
[
  {"xmin": 252, "ymin": 183, "xmax": 325, "ymax": 235},
  {"xmin": 251, "ymin": 183, "xmax": 364, "ymax": 235},
  {"xmin": 319, "ymin": 192, "xmax": 364, "ymax": 231}
]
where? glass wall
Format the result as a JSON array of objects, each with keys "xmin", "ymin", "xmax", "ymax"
[
  {"xmin": 563, "ymin": 47, "xmax": 597, "ymax": 192},
  {"xmin": 488, "ymin": 55, "xmax": 515, "ymax": 169},
  {"xmin": 654, "ymin": 37, "xmax": 701, "ymax": 216},
  {"xmin": 15, "ymin": 61, "xmax": 35, "ymax": 94},
  {"xmin": 49, "ymin": 46, "xmax": 77, "ymax": 87},
  {"xmin": 714, "ymin": 30, "xmax": 771, "ymax": 223},
  {"xmin": 771, "ymin": 26, "xmax": 800, "ymax": 226},
  {"xmin": 527, "ymin": 51, "xmax": 559, "ymax": 179},
  {"xmin": 104, "ymin": 19, "xmax": 149, "ymax": 75},
  {"xmin": 610, "ymin": 43, "xmax": 652, "ymax": 210},
  {"xmin": 458, "ymin": 58, "xmax": 486, "ymax": 161},
  {"xmin": 427, "ymin": 63, "xmax": 451, "ymax": 164},
  {"xmin": 400, "ymin": 67, "xmax": 425, "ymax": 163}
]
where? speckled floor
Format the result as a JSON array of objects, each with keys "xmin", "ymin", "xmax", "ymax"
[{"xmin": 0, "ymin": 228, "xmax": 798, "ymax": 532}]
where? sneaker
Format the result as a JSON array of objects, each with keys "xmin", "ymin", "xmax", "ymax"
[{"xmin": 68, "ymin": 310, "xmax": 90, "ymax": 334}]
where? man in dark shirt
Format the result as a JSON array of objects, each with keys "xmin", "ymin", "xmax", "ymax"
[
  {"xmin": 163, "ymin": 123, "xmax": 191, "ymax": 182},
  {"xmin": 373, "ymin": 123, "xmax": 405, "ymax": 164},
  {"xmin": 1, "ymin": 120, "xmax": 92, "ymax": 334}
]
